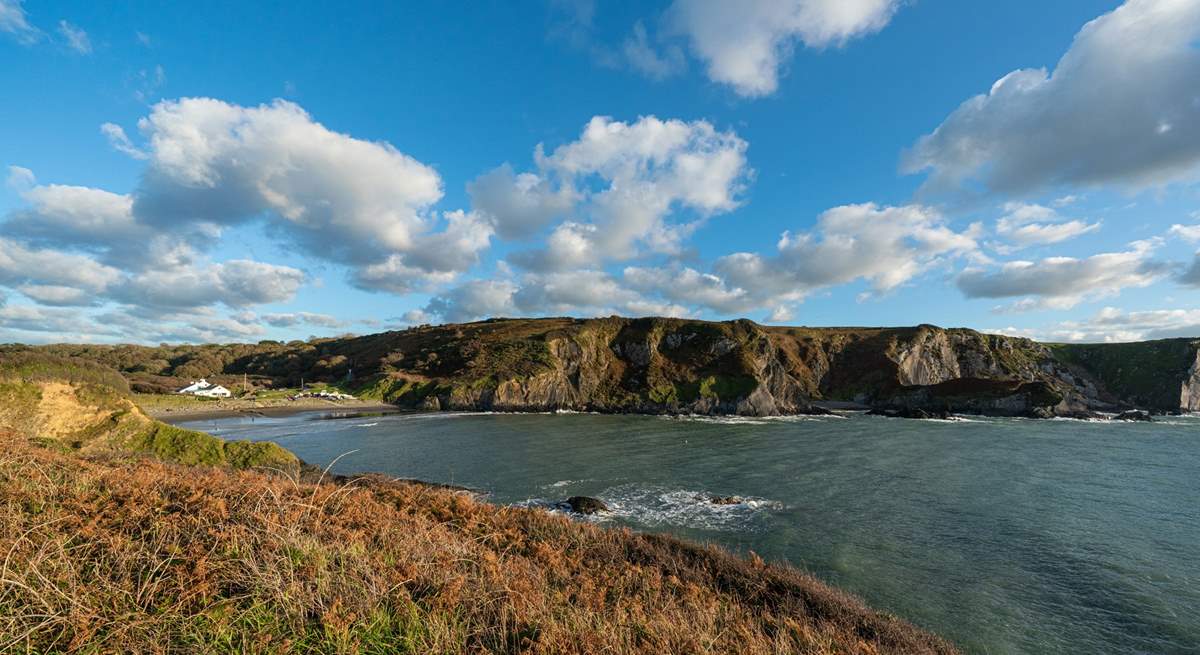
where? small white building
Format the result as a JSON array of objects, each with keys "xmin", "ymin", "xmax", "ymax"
[{"xmin": 177, "ymin": 379, "xmax": 232, "ymax": 398}]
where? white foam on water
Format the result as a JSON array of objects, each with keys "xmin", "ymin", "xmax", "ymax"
[
  {"xmin": 659, "ymin": 413, "xmax": 839, "ymax": 426},
  {"xmin": 518, "ymin": 484, "xmax": 784, "ymax": 532}
]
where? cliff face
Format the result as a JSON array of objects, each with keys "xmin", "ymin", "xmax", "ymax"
[
  {"xmin": 1183, "ymin": 350, "xmax": 1200, "ymax": 412},
  {"xmin": 12, "ymin": 317, "xmax": 1199, "ymax": 417},
  {"xmin": 344, "ymin": 319, "xmax": 1197, "ymax": 417}
]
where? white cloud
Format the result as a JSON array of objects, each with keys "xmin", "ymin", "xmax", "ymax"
[
  {"xmin": 1181, "ymin": 255, "xmax": 1200, "ymax": 286},
  {"xmin": 622, "ymin": 20, "xmax": 686, "ymax": 79},
  {"xmin": 497, "ymin": 115, "xmax": 749, "ymax": 269},
  {"xmin": 261, "ymin": 312, "xmax": 346, "ymax": 329},
  {"xmin": 993, "ymin": 202, "xmax": 1100, "ymax": 249},
  {"xmin": 992, "ymin": 306, "xmax": 1200, "ymax": 342},
  {"xmin": 715, "ymin": 203, "xmax": 980, "ymax": 303},
  {"xmin": 904, "ymin": 0, "xmax": 1200, "ymax": 195},
  {"xmin": 623, "ymin": 264, "xmax": 755, "ymax": 314},
  {"xmin": 424, "ymin": 269, "xmax": 690, "ymax": 323},
  {"xmin": 425, "ymin": 279, "xmax": 519, "ymax": 323},
  {"xmin": 17, "ymin": 284, "xmax": 98, "ymax": 307},
  {"xmin": 467, "ymin": 165, "xmax": 576, "ymax": 239},
  {"xmin": 957, "ymin": 240, "xmax": 1172, "ymax": 310},
  {"xmin": 6, "ymin": 165, "xmax": 35, "ymax": 191},
  {"xmin": 101, "ymin": 123, "xmax": 148, "ymax": 159},
  {"xmin": 0, "ymin": 237, "xmax": 122, "ymax": 293},
  {"xmin": 57, "ymin": 19, "xmax": 89, "ymax": 54},
  {"xmin": 116, "ymin": 259, "xmax": 305, "ymax": 309},
  {"xmin": 0, "ymin": 0, "xmax": 39, "ymax": 44},
  {"xmin": 666, "ymin": 0, "xmax": 901, "ymax": 96},
  {"xmin": 95, "ymin": 97, "xmax": 485, "ymax": 292},
  {"xmin": 1169, "ymin": 223, "xmax": 1200, "ymax": 243}
]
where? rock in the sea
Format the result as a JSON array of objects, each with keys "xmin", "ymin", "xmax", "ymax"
[
  {"xmin": 1113, "ymin": 410, "xmax": 1153, "ymax": 422},
  {"xmin": 710, "ymin": 495, "xmax": 742, "ymax": 505},
  {"xmin": 565, "ymin": 496, "xmax": 608, "ymax": 515}
]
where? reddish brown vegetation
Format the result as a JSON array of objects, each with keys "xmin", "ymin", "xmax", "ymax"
[{"xmin": 0, "ymin": 434, "xmax": 956, "ymax": 654}]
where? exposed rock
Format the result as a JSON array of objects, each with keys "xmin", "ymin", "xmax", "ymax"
[
  {"xmin": 1183, "ymin": 349, "xmax": 1200, "ymax": 412},
  {"xmin": 710, "ymin": 495, "xmax": 743, "ymax": 505},
  {"xmin": 868, "ymin": 408, "xmax": 953, "ymax": 420},
  {"xmin": 1113, "ymin": 410, "xmax": 1153, "ymax": 422},
  {"xmin": 564, "ymin": 496, "xmax": 608, "ymax": 515}
]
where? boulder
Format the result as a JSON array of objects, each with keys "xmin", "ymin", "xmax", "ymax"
[{"xmin": 565, "ymin": 496, "xmax": 608, "ymax": 515}]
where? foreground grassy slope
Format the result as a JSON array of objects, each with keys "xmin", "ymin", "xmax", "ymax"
[
  {"xmin": 0, "ymin": 435, "xmax": 956, "ymax": 654},
  {"xmin": 0, "ymin": 353, "xmax": 296, "ymax": 470}
]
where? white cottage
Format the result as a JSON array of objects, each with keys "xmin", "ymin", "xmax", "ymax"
[{"xmin": 177, "ymin": 379, "xmax": 232, "ymax": 398}]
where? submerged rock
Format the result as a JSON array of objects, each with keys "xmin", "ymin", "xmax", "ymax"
[{"xmin": 564, "ymin": 496, "xmax": 608, "ymax": 515}]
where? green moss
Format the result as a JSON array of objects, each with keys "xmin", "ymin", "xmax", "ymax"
[
  {"xmin": 129, "ymin": 423, "xmax": 227, "ymax": 466},
  {"xmin": 223, "ymin": 440, "xmax": 299, "ymax": 470},
  {"xmin": 698, "ymin": 375, "xmax": 758, "ymax": 400}
]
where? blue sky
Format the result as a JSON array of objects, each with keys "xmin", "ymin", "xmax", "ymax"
[{"xmin": 1, "ymin": 0, "xmax": 1198, "ymax": 344}]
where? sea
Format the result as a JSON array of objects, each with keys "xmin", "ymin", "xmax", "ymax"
[{"xmin": 176, "ymin": 410, "xmax": 1200, "ymax": 654}]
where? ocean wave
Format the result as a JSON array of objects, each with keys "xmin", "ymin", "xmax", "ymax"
[
  {"xmin": 518, "ymin": 484, "xmax": 784, "ymax": 532},
  {"xmin": 353, "ymin": 422, "xmax": 379, "ymax": 427},
  {"xmin": 659, "ymin": 413, "xmax": 841, "ymax": 426}
]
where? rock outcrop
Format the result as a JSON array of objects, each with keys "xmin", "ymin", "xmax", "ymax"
[{"xmin": 1182, "ymin": 349, "xmax": 1200, "ymax": 412}]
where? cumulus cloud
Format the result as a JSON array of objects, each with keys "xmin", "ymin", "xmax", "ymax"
[
  {"xmin": 993, "ymin": 202, "xmax": 1100, "ymax": 250},
  {"xmin": 6, "ymin": 165, "xmax": 35, "ymax": 191},
  {"xmin": 992, "ymin": 306, "xmax": 1200, "ymax": 342},
  {"xmin": 904, "ymin": 0, "xmax": 1200, "ymax": 195},
  {"xmin": 1181, "ymin": 255, "xmax": 1200, "ymax": 286},
  {"xmin": 16, "ymin": 284, "xmax": 99, "ymax": 307},
  {"xmin": 129, "ymin": 98, "xmax": 448, "ymax": 264},
  {"xmin": 423, "ymin": 269, "xmax": 690, "ymax": 323},
  {"xmin": 957, "ymin": 240, "xmax": 1172, "ymax": 310},
  {"xmin": 467, "ymin": 164, "xmax": 576, "ymax": 239},
  {"xmin": 57, "ymin": 19, "xmax": 89, "ymax": 53},
  {"xmin": 1169, "ymin": 223, "xmax": 1200, "ymax": 243},
  {"xmin": 0, "ymin": 0, "xmax": 39, "ymax": 44},
  {"xmin": 424, "ymin": 279, "xmax": 519, "ymax": 323},
  {"xmin": 666, "ymin": 0, "xmax": 901, "ymax": 96},
  {"xmin": 0, "ymin": 237, "xmax": 122, "ymax": 293},
  {"xmin": 622, "ymin": 20, "xmax": 686, "ymax": 79},
  {"xmin": 101, "ymin": 123, "xmax": 148, "ymax": 159},
  {"xmin": 86, "ymin": 98, "xmax": 488, "ymax": 293},
  {"xmin": 623, "ymin": 265, "xmax": 755, "ymax": 314},
  {"xmin": 715, "ymin": 203, "xmax": 980, "ymax": 303},
  {"xmin": 261, "ymin": 311, "xmax": 347, "ymax": 329},
  {"xmin": 115, "ymin": 259, "xmax": 305, "ymax": 310},
  {"xmin": 491, "ymin": 115, "xmax": 748, "ymax": 270}
]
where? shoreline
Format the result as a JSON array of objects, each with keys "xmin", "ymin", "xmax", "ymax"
[{"xmin": 150, "ymin": 400, "xmax": 402, "ymax": 423}]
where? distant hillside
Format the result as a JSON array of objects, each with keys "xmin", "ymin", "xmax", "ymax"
[{"xmin": 6, "ymin": 317, "xmax": 1199, "ymax": 416}]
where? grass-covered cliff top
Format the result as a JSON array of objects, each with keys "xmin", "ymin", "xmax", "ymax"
[{"xmin": 0, "ymin": 352, "xmax": 296, "ymax": 470}]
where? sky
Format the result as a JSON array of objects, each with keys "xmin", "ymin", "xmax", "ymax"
[{"xmin": 1, "ymin": 0, "xmax": 1199, "ymax": 345}]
